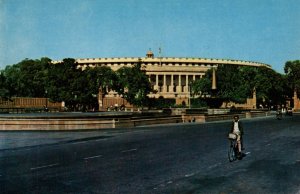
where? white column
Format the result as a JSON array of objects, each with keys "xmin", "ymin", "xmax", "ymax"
[
  {"xmin": 163, "ymin": 74, "xmax": 167, "ymax": 93},
  {"xmin": 185, "ymin": 75, "xmax": 189, "ymax": 92},
  {"xmin": 154, "ymin": 74, "xmax": 159, "ymax": 91},
  {"xmin": 212, "ymin": 67, "xmax": 217, "ymax": 90},
  {"xmin": 177, "ymin": 74, "xmax": 182, "ymax": 93},
  {"xmin": 171, "ymin": 74, "xmax": 174, "ymax": 92},
  {"xmin": 149, "ymin": 74, "xmax": 154, "ymax": 91}
]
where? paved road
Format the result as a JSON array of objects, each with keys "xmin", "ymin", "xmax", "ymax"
[{"xmin": 0, "ymin": 115, "xmax": 299, "ymax": 194}]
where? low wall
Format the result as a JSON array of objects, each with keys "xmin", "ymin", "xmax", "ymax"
[
  {"xmin": 182, "ymin": 111, "xmax": 270, "ymax": 123},
  {"xmin": 182, "ymin": 114, "xmax": 245, "ymax": 123},
  {"xmin": 0, "ymin": 118, "xmax": 133, "ymax": 131},
  {"xmin": 0, "ymin": 112, "xmax": 135, "ymax": 131},
  {"xmin": 132, "ymin": 116, "xmax": 182, "ymax": 127},
  {"xmin": 0, "ymin": 117, "xmax": 183, "ymax": 130},
  {"xmin": 245, "ymin": 111, "xmax": 270, "ymax": 118},
  {"xmin": 205, "ymin": 114, "xmax": 245, "ymax": 122},
  {"xmin": 0, "ymin": 111, "xmax": 271, "ymax": 130},
  {"xmin": 0, "ymin": 97, "xmax": 62, "ymax": 110}
]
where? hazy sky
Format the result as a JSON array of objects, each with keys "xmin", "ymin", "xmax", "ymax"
[{"xmin": 1, "ymin": 0, "xmax": 299, "ymax": 73}]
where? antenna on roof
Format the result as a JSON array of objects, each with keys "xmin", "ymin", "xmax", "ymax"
[{"xmin": 159, "ymin": 46, "xmax": 162, "ymax": 66}]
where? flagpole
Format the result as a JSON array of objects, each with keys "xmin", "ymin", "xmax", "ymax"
[{"xmin": 159, "ymin": 47, "xmax": 162, "ymax": 66}]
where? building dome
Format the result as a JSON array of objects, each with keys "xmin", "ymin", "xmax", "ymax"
[{"xmin": 146, "ymin": 50, "xmax": 154, "ymax": 58}]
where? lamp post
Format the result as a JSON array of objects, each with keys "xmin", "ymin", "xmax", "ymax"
[
  {"xmin": 45, "ymin": 90, "xmax": 48, "ymax": 112},
  {"xmin": 98, "ymin": 86, "xmax": 103, "ymax": 111},
  {"xmin": 74, "ymin": 94, "xmax": 77, "ymax": 111},
  {"xmin": 188, "ymin": 81, "xmax": 193, "ymax": 109},
  {"xmin": 188, "ymin": 84, "xmax": 190, "ymax": 108}
]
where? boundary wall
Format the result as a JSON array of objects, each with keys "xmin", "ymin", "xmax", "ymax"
[
  {"xmin": 0, "ymin": 111, "xmax": 271, "ymax": 131},
  {"xmin": 0, "ymin": 97, "xmax": 62, "ymax": 113}
]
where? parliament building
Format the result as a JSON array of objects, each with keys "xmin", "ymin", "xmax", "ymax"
[{"xmin": 64, "ymin": 51, "xmax": 271, "ymax": 110}]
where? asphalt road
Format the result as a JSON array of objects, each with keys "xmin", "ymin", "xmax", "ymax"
[{"xmin": 0, "ymin": 115, "xmax": 299, "ymax": 194}]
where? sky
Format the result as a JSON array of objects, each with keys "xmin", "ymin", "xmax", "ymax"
[{"xmin": 0, "ymin": 0, "xmax": 299, "ymax": 73}]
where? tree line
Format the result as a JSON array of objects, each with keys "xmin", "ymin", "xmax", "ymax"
[
  {"xmin": 0, "ymin": 57, "xmax": 299, "ymax": 110},
  {"xmin": 192, "ymin": 60, "xmax": 300, "ymax": 109},
  {"xmin": 0, "ymin": 58, "xmax": 151, "ymax": 111}
]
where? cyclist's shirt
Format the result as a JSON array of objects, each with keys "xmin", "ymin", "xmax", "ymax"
[
  {"xmin": 233, "ymin": 122, "xmax": 240, "ymax": 134},
  {"xmin": 230, "ymin": 120, "xmax": 244, "ymax": 136}
]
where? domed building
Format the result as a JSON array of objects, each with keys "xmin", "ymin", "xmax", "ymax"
[{"xmin": 59, "ymin": 51, "xmax": 271, "ymax": 110}]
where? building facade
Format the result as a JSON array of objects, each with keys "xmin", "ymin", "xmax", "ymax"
[{"xmin": 56, "ymin": 51, "xmax": 271, "ymax": 109}]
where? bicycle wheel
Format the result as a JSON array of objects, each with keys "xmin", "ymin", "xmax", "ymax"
[{"xmin": 228, "ymin": 140, "xmax": 237, "ymax": 162}]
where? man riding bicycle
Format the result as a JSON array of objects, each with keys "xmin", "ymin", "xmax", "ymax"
[{"xmin": 229, "ymin": 115, "xmax": 244, "ymax": 158}]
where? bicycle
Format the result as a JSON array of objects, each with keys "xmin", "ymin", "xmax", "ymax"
[{"xmin": 228, "ymin": 133, "xmax": 239, "ymax": 162}]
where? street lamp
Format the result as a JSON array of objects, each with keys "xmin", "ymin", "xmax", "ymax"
[
  {"xmin": 45, "ymin": 90, "xmax": 48, "ymax": 112},
  {"xmin": 189, "ymin": 82, "xmax": 193, "ymax": 109}
]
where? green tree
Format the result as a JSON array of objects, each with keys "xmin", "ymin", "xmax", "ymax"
[
  {"xmin": 2, "ymin": 58, "xmax": 51, "ymax": 98},
  {"xmin": 47, "ymin": 58, "xmax": 83, "ymax": 110},
  {"xmin": 85, "ymin": 66, "xmax": 117, "ymax": 110},
  {"xmin": 254, "ymin": 67, "xmax": 285, "ymax": 106},
  {"xmin": 215, "ymin": 65, "xmax": 248, "ymax": 103},
  {"xmin": 192, "ymin": 65, "xmax": 252, "ymax": 104},
  {"xmin": 85, "ymin": 66, "xmax": 117, "ymax": 95},
  {"xmin": 115, "ymin": 60, "xmax": 152, "ymax": 107},
  {"xmin": 3, "ymin": 63, "xmax": 22, "ymax": 97},
  {"xmin": 191, "ymin": 65, "xmax": 285, "ymax": 108},
  {"xmin": 0, "ymin": 70, "xmax": 10, "ymax": 99},
  {"xmin": 239, "ymin": 66, "xmax": 257, "ymax": 97},
  {"xmin": 191, "ymin": 69, "xmax": 212, "ymax": 98},
  {"xmin": 284, "ymin": 60, "xmax": 300, "ymax": 94}
]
